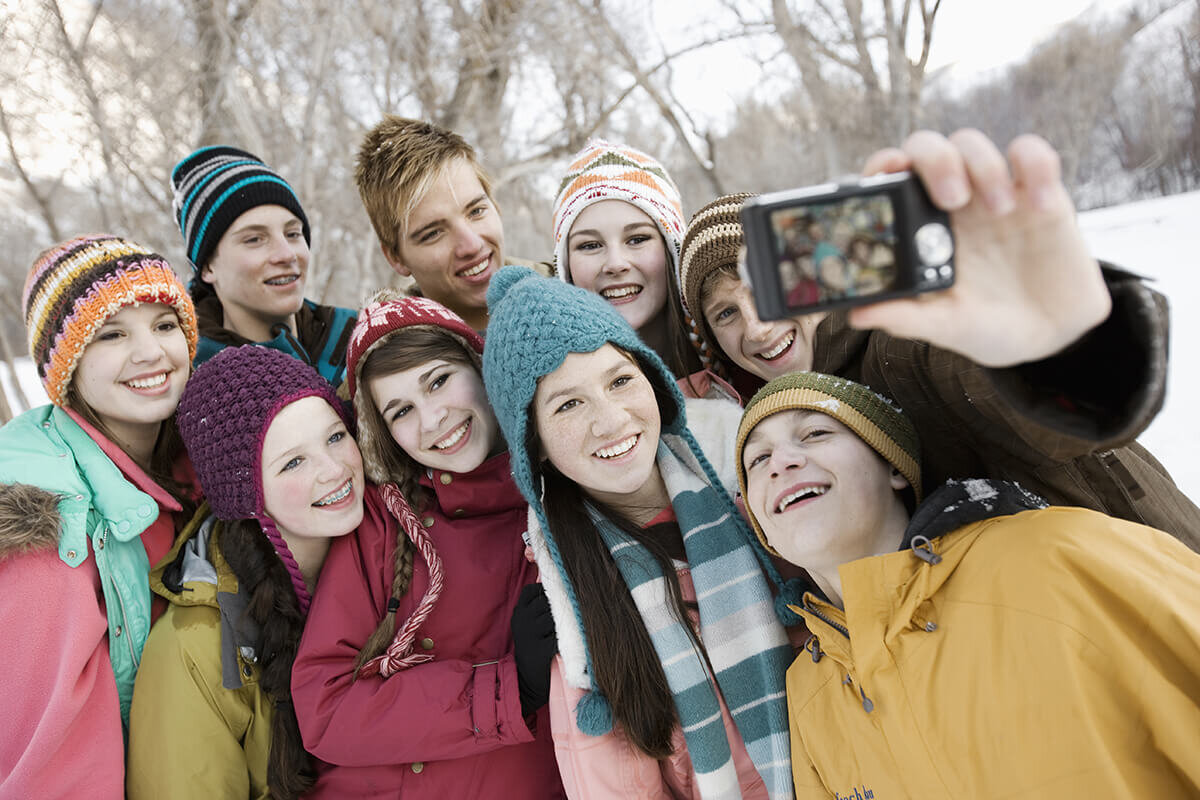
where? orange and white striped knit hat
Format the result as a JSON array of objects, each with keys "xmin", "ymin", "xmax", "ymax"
[
  {"xmin": 22, "ymin": 234, "xmax": 198, "ymax": 406},
  {"xmin": 551, "ymin": 139, "xmax": 686, "ymax": 283}
]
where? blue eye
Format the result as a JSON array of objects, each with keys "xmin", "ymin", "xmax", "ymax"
[
  {"xmin": 328, "ymin": 430, "xmax": 345, "ymax": 445},
  {"xmin": 282, "ymin": 456, "xmax": 302, "ymax": 472}
]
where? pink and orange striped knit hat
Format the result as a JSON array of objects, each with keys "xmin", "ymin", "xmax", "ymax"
[{"xmin": 22, "ymin": 234, "xmax": 198, "ymax": 406}]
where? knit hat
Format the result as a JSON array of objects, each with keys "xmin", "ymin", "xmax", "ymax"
[
  {"xmin": 735, "ymin": 371, "xmax": 923, "ymax": 554},
  {"xmin": 552, "ymin": 140, "xmax": 685, "ymax": 283},
  {"xmin": 22, "ymin": 234, "xmax": 199, "ymax": 407},
  {"xmin": 483, "ymin": 265, "xmax": 685, "ymax": 502},
  {"xmin": 678, "ymin": 192, "xmax": 756, "ymax": 352},
  {"xmin": 171, "ymin": 145, "xmax": 310, "ymax": 271},
  {"xmin": 177, "ymin": 345, "xmax": 348, "ymax": 614},
  {"xmin": 345, "ymin": 291, "xmax": 484, "ymax": 485}
]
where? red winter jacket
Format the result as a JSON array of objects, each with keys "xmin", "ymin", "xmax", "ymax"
[{"xmin": 291, "ymin": 455, "xmax": 564, "ymax": 798}]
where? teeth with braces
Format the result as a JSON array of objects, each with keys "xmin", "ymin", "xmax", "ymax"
[
  {"xmin": 777, "ymin": 485, "xmax": 827, "ymax": 512},
  {"xmin": 595, "ymin": 435, "xmax": 637, "ymax": 459},
  {"xmin": 126, "ymin": 373, "xmax": 167, "ymax": 389},
  {"xmin": 759, "ymin": 331, "xmax": 795, "ymax": 360},
  {"xmin": 602, "ymin": 285, "xmax": 641, "ymax": 299},
  {"xmin": 314, "ymin": 480, "xmax": 352, "ymax": 506},
  {"xmin": 433, "ymin": 420, "xmax": 470, "ymax": 450}
]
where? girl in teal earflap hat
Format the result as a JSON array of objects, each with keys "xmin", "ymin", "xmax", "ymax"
[{"xmin": 483, "ymin": 265, "xmax": 805, "ymax": 800}]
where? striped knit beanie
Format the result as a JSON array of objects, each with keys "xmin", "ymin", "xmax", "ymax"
[
  {"xmin": 171, "ymin": 145, "xmax": 310, "ymax": 271},
  {"xmin": 177, "ymin": 345, "xmax": 350, "ymax": 614},
  {"xmin": 552, "ymin": 140, "xmax": 685, "ymax": 283},
  {"xmin": 22, "ymin": 234, "xmax": 198, "ymax": 407},
  {"xmin": 735, "ymin": 371, "xmax": 922, "ymax": 554},
  {"xmin": 679, "ymin": 192, "xmax": 755, "ymax": 351}
]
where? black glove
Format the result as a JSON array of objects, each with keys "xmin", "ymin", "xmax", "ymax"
[{"xmin": 511, "ymin": 583, "xmax": 557, "ymax": 717}]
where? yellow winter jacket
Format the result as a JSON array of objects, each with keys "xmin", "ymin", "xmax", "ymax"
[
  {"xmin": 787, "ymin": 482, "xmax": 1200, "ymax": 799},
  {"xmin": 126, "ymin": 507, "xmax": 274, "ymax": 800}
]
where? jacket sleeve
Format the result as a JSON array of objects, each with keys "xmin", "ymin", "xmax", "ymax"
[
  {"xmin": 0, "ymin": 549, "xmax": 125, "ymax": 800},
  {"xmin": 291, "ymin": 501, "xmax": 534, "ymax": 767},
  {"xmin": 547, "ymin": 658, "xmax": 677, "ymax": 800},
  {"xmin": 126, "ymin": 604, "xmax": 260, "ymax": 800}
]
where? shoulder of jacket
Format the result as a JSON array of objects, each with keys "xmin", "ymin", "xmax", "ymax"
[{"xmin": 0, "ymin": 482, "xmax": 63, "ymax": 558}]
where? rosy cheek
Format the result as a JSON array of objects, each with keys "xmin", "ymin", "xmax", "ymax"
[{"xmin": 265, "ymin": 474, "xmax": 313, "ymax": 517}]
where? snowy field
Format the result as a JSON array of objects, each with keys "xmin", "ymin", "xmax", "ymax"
[{"xmin": 2, "ymin": 190, "xmax": 1198, "ymax": 502}]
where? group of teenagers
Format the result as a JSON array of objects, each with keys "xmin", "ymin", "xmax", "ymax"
[{"xmin": 2, "ymin": 117, "xmax": 1199, "ymax": 800}]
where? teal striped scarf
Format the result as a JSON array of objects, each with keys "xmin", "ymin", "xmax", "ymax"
[{"xmin": 592, "ymin": 432, "xmax": 794, "ymax": 800}]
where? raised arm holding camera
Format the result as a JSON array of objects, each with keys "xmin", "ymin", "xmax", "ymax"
[{"xmin": 679, "ymin": 129, "xmax": 1200, "ymax": 549}]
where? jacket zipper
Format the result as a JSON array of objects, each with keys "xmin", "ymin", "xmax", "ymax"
[
  {"xmin": 803, "ymin": 595, "xmax": 849, "ymax": 638},
  {"xmin": 803, "ymin": 594, "xmax": 875, "ymax": 712},
  {"xmin": 102, "ymin": 525, "xmax": 138, "ymax": 667}
]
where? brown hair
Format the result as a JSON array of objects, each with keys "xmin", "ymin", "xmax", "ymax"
[
  {"xmin": 219, "ymin": 519, "xmax": 315, "ymax": 799},
  {"xmin": 352, "ymin": 326, "xmax": 483, "ymax": 674},
  {"xmin": 355, "ymin": 116, "xmax": 494, "ymax": 262},
  {"xmin": 63, "ymin": 386, "xmax": 197, "ymax": 516}
]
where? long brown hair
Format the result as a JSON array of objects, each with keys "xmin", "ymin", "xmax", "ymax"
[
  {"xmin": 218, "ymin": 519, "xmax": 315, "ymax": 799},
  {"xmin": 352, "ymin": 326, "xmax": 482, "ymax": 674},
  {"xmin": 528, "ymin": 350, "xmax": 698, "ymax": 758}
]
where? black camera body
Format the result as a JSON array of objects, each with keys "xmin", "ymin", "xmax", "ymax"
[{"xmin": 739, "ymin": 171, "xmax": 955, "ymax": 320}]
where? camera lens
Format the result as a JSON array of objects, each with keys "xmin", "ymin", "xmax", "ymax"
[{"xmin": 915, "ymin": 222, "xmax": 953, "ymax": 266}]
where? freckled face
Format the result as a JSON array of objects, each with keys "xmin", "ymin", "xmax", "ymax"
[
  {"xmin": 260, "ymin": 396, "xmax": 365, "ymax": 541},
  {"xmin": 534, "ymin": 344, "xmax": 663, "ymax": 510}
]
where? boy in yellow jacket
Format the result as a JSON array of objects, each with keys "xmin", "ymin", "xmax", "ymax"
[{"xmin": 735, "ymin": 371, "xmax": 1200, "ymax": 799}]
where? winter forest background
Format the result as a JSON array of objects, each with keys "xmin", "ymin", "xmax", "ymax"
[{"xmin": 1, "ymin": 0, "xmax": 1197, "ymax": 497}]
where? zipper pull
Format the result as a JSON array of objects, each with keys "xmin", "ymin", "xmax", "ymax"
[
  {"xmin": 910, "ymin": 535, "xmax": 942, "ymax": 565},
  {"xmin": 806, "ymin": 636, "xmax": 823, "ymax": 663},
  {"xmin": 859, "ymin": 685, "xmax": 874, "ymax": 713}
]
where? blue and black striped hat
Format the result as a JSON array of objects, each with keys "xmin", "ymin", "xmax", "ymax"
[{"xmin": 170, "ymin": 145, "xmax": 310, "ymax": 271}]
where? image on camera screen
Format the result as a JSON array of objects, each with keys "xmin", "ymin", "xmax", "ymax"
[{"xmin": 768, "ymin": 195, "xmax": 897, "ymax": 309}]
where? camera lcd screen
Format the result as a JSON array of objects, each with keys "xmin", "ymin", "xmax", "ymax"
[{"xmin": 767, "ymin": 194, "xmax": 898, "ymax": 310}]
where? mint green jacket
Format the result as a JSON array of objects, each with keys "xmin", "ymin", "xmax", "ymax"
[{"xmin": 0, "ymin": 405, "xmax": 164, "ymax": 725}]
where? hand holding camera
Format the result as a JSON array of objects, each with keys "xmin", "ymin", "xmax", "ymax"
[{"xmin": 742, "ymin": 129, "xmax": 1111, "ymax": 369}]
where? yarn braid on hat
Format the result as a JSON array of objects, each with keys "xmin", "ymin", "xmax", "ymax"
[
  {"xmin": 483, "ymin": 265, "xmax": 805, "ymax": 734},
  {"xmin": 22, "ymin": 234, "xmax": 198, "ymax": 407},
  {"xmin": 735, "ymin": 371, "xmax": 922, "ymax": 556},
  {"xmin": 177, "ymin": 345, "xmax": 350, "ymax": 615},
  {"xmin": 170, "ymin": 145, "xmax": 310, "ymax": 271}
]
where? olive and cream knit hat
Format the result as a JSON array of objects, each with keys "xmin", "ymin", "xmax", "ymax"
[
  {"xmin": 171, "ymin": 145, "xmax": 310, "ymax": 271},
  {"xmin": 551, "ymin": 139, "xmax": 685, "ymax": 283},
  {"xmin": 735, "ymin": 371, "xmax": 922, "ymax": 554},
  {"xmin": 22, "ymin": 234, "xmax": 198, "ymax": 406}
]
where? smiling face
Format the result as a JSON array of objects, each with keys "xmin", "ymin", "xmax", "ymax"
[
  {"xmin": 384, "ymin": 158, "xmax": 504, "ymax": 331},
  {"xmin": 202, "ymin": 204, "xmax": 309, "ymax": 342},
  {"xmin": 700, "ymin": 271, "xmax": 825, "ymax": 381},
  {"xmin": 565, "ymin": 200, "xmax": 670, "ymax": 334},
  {"xmin": 260, "ymin": 396, "xmax": 365, "ymax": 542},
  {"xmin": 72, "ymin": 302, "xmax": 190, "ymax": 455},
  {"xmin": 742, "ymin": 409, "xmax": 909, "ymax": 574},
  {"xmin": 369, "ymin": 357, "xmax": 499, "ymax": 475},
  {"xmin": 533, "ymin": 344, "xmax": 667, "ymax": 517}
]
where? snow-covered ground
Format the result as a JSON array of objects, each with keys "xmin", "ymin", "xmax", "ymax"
[{"xmin": 2, "ymin": 190, "xmax": 1197, "ymax": 502}]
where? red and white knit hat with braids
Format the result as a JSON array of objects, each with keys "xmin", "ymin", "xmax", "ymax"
[{"xmin": 343, "ymin": 292, "xmax": 484, "ymax": 677}]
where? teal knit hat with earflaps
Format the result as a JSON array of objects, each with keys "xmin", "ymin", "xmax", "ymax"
[{"xmin": 482, "ymin": 265, "xmax": 805, "ymax": 736}]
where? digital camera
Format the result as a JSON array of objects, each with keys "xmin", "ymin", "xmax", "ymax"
[{"xmin": 739, "ymin": 172, "xmax": 955, "ymax": 320}]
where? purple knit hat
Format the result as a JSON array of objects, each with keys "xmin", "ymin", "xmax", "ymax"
[{"xmin": 177, "ymin": 345, "xmax": 350, "ymax": 613}]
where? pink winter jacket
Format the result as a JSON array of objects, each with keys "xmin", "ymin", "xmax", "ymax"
[
  {"xmin": 291, "ymin": 455, "xmax": 564, "ymax": 798},
  {"xmin": 547, "ymin": 566, "xmax": 769, "ymax": 800}
]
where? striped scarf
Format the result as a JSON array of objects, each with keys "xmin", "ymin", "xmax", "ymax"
[{"xmin": 592, "ymin": 432, "xmax": 794, "ymax": 800}]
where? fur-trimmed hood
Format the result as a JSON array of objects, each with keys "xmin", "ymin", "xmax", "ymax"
[{"xmin": 0, "ymin": 483, "xmax": 63, "ymax": 559}]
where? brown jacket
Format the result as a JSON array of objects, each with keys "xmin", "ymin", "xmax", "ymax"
[{"xmin": 811, "ymin": 266, "xmax": 1200, "ymax": 550}]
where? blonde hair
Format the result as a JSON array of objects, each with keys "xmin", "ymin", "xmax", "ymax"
[{"xmin": 355, "ymin": 116, "xmax": 494, "ymax": 260}]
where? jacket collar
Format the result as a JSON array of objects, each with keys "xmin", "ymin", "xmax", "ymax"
[
  {"xmin": 65, "ymin": 408, "xmax": 182, "ymax": 514},
  {"xmin": 419, "ymin": 450, "xmax": 525, "ymax": 520},
  {"xmin": 901, "ymin": 479, "xmax": 1047, "ymax": 551}
]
